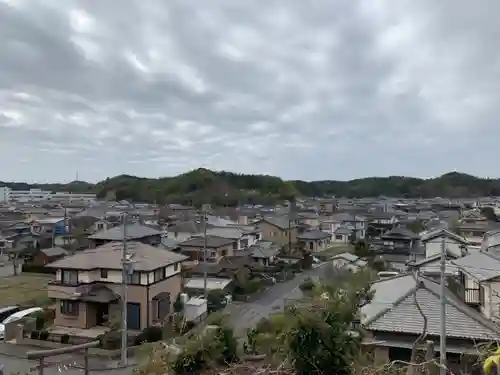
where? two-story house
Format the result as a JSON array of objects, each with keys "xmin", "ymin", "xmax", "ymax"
[
  {"xmin": 88, "ymin": 222, "xmax": 162, "ymax": 248},
  {"xmin": 320, "ymin": 213, "xmax": 367, "ymax": 240},
  {"xmin": 457, "ymin": 222, "xmax": 500, "ymax": 247},
  {"xmin": 179, "ymin": 236, "xmax": 237, "ymax": 263},
  {"xmin": 205, "ymin": 227, "xmax": 257, "ymax": 250},
  {"xmin": 367, "ymin": 212, "xmax": 398, "ymax": 238},
  {"xmin": 419, "ymin": 228, "xmax": 468, "ymax": 259},
  {"xmin": 450, "ymin": 251, "xmax": 500, "ymax": 321},
  {"xmin": 255, "ymin": 216, "xmax": 298, "ymax": 248},
  {"xmin": 297, "ymin": 230, "xmax": 332, "ymax": 252},
  {"xmin": 165, "ymin": 220, "xmax": 202, "ymax": 242},
  {"xmin": 47, "ymin": 241, "xmax": 187, "ymax": 331}
]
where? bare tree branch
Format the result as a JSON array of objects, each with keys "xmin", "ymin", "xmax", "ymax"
[{"xmin": 406, "ymin": 271, "xmax": 428, "ymax": 375}]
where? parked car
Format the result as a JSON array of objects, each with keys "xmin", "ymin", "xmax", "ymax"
[
  {"xmin": 0, "ymin": 307, "xmax": 43, "ymax": 339},
  {"xmin": 0, "ymin": 306, "xmax": 20, "ymax": 322}
]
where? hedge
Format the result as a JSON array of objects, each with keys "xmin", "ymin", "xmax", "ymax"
[{"xmin": 21, "ymin": 264, "xmax": 56, "ymax": 275}]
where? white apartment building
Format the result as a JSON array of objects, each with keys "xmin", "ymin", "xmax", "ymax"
[{"xmin": 0, "ymin": 187, "xmax": 96, "ymax": 203}]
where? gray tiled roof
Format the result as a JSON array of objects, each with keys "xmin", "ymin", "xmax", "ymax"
[
  {"xmin": 364, "ymin": 276, "xmax": 500, "ymax": 341},
  {"xmin": 41, "ymin": 247, "xmax": 69, "ymax": 257},
  {"xmin": 451, "ymin": 251, "xmax": 500, "ymax": 281},
  {"xmin": 89, "ymin": 222, "xmax": 162, "ymax": 240},
  {"xmin": 419, "ymin": 228, "xmax": 468, "ymax": 244},
  {"xmin": 258, "ymin": 216, "xmax": 298, "ymax": 230},
  {"xmin": 206, "ymin": 227, "xmax": 244, "ymax": 240},
  {"xmin": 47, "ymin": 241, "xmax": 187, "ymax": 271},
  {"xmin": 180, "ymin": 235, "xmax": 235, "ymax": 248},
  {"xmin": 297, "ymin": 230, "xmax": 331, "ymax": 240},
  {"xmin": 334, "ymin": 225, "xmax": 353, "ymax": 235}
]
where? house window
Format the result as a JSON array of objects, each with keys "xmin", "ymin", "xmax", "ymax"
[
  {"xmin": 335, "ymin": 235, "xmax": 343, "ymax": 240},
  {"xmin": 157, "ymin": 294, "xmax": 171, "ymax": 320},
  {"xmin": 61, "ymin": 270, "xmax": 78, "ymax": 285},
  {"xmin": 154, "ymin": 268, "xmax": 164, "ymax": 282},
  {"xmin": 479, "ymin": 285, "xmax": 486, "ymax": 306},
  {"xmin": 459, "ymin": 271, "xmax": 466, "ymax": 286},
  {"xmin": 60, "ymin": 300, "xmax": 79, "ymax": 316},
  {"xmin": 221, "ymin": 249, "xmax": 228, "ymax": 256},
  {"xmin": 309, "ymin": 242, "xmax": 314, "ymax": 250},
  {"xmin": 174, "ymin": 263, "xmax": 179, "ymax": 272},
  {"xmin": 100, "ymin": 269, "xmax": 108, "ymax": 279},
  {"xmin": 126, "ymin": 272, "xmax": 141, "ymax": 285}
]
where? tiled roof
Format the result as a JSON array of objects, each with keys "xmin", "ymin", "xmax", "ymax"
[
  {"xmin": 47, "ymin": 241, "xmax": 187, "ymax": 271},
  {"xmin": 89, "ymin": 222, "xmax": 162, "ymax": 240},
  {"xmin": 258, "ymin": 216, "xmax": 298, "ymax": 230},
  {"xmin": 451, "ymin": 251, "xmax": 500, "ymax": 281},
  {"xmin": 297, "ymin": 230, "xmax": 331, "ymax": 240},
  {"xmin": 180, "ymin": 235, "xmax": 235, "ymax": 248},
  {"xmin": 364, "ymin": 275, "xmax": 500, "ymax": 341}
]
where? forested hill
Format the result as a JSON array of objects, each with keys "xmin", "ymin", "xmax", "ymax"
[{"xmin": 1, "ymin": 169, "xmax": 499, "ymax": 205}]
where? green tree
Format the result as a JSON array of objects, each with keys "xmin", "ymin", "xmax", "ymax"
[
  {"xmin": 354, "ymin": 239, "xmax": 369, "ymax": 258},
  {"xmin": 406, "ymin": 220, "xmax": 424, "ymax": 234}
]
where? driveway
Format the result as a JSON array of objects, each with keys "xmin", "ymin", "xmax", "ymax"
[{"xmin": 228, "ymin": 263, "xmax": 329, "ymax": 332}]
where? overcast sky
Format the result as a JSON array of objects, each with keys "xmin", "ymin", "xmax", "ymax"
[{"xmin": 0, "ymin": 0, "xmax": 498, "ymax": 183}]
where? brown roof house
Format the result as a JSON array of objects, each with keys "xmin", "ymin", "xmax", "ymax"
[{"xmin": 47, "ymin": 241, "xmax": 188, "ymax": 332}]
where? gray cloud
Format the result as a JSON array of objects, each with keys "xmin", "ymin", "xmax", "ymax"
[{"xmin": 0, "ymin": 0, "xmax": 499, "ymax": 182}]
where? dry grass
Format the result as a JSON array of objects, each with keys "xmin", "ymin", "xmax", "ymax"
[{"xmin": 0, "ymin": 274, "xmax": 54, "ymax": 307}]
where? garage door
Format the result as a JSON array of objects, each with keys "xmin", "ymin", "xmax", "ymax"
[{"xmin": 127, "ymin": 303, "xmax": 141, "ymax": 331}]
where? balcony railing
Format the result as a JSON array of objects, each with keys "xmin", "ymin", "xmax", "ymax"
[{"xmin": 465, "ymin": 288, "xmax": 480, "ymax": 304}]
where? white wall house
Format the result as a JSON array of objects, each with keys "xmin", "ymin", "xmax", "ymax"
[
  {"xmin": 0, "ymin": 187, "xmax": 96, "ymax": 203},
  {"xmin": 420, "ymin": 228, "xmax": 468, "ymax": 259},
  {"xmin": 451, "ymin": 251, "xmax": 500, "ymax": 322}
]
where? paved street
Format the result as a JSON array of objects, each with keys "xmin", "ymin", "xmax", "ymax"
[{"xmin": 228, "ymin": 263, "xmax": 328, "ymax": 332}]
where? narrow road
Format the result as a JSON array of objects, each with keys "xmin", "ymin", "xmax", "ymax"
[{"xmin": 228, "ymin": 263, "xmax": 328, "ymax": 332}]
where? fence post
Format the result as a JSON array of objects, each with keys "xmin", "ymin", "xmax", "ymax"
[{"xmin": 39, "ymin": 357, "xmax": 44, "ymax": 375}]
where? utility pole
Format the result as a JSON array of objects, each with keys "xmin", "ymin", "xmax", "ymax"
[
  {"xmin": 121, "ymin": 214, "xmax": 128, "ymax": 366},
  {"xmin": 202, "ymin": 205, "xmax": 208, "ymax": 299},
  {"xmin": 439, "ymin": 236, "xmax": 446, "ymax": 375}
]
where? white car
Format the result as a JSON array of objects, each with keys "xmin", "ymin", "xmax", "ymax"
[{"xmin": 0, "ymin": 307, "xmax": 43, "ymax": 339}]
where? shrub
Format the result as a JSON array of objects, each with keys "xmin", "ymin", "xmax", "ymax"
[
  {"xmin": 96, "ymin": 334, "xmax": 104, "ymax": 348},
  {"xmin": 33, "ymin": 311, "xmax": 47, "ymax": 330},
  {"xmin": 170, "ymin": 326, "xmax": 238, "ymax": 375},
  {"xmin": 100, "ymin": 331, "xmax": 121, "ymax": 350},
  {"xmin": 30, "ymin": 330, "xmax": 40, "ymax": 340},
  {"xmin": 60, "ymin": 334, "xmax": 70, "ymax": 344},
  {"xmin": 134, "ymin": 326, "xmax": 163, "ymax": 345},
  {"xmin": 173, "ymin": 294, "xmax": 184, "ymax": 313},
  {"xmin": 38, "ymin": 330, "xmax": 49, "ymax": 341},
  {"xmin": 21, "ymin": 264, "xmax": 56, "ymax": 275},
  {"xmin": 299, "ymin": 277, "xmax": 315, "ymax": 292}
]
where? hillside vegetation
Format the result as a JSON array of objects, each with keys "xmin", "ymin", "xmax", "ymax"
[{"xmin": 1, "ymin": 170, "xmax": 499, "ymax": 205}]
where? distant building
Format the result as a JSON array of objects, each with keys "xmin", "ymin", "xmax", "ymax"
[{"xmin": 0, "ymin": 187, "xmax": 96, "ymax": 203}]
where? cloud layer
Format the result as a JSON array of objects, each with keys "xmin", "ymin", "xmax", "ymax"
[{"xmin": 1, "ymin": 0, "xmax": 499, "ymax": 182}]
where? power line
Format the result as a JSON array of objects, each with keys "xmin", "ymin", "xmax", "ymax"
[
  {"xmin": 439, "ymin": 236, "xmax": 446, "ymax": 375},
  {"xmin": 120, "ymin": 214, "xmax": 128, "ymax": 367}
]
